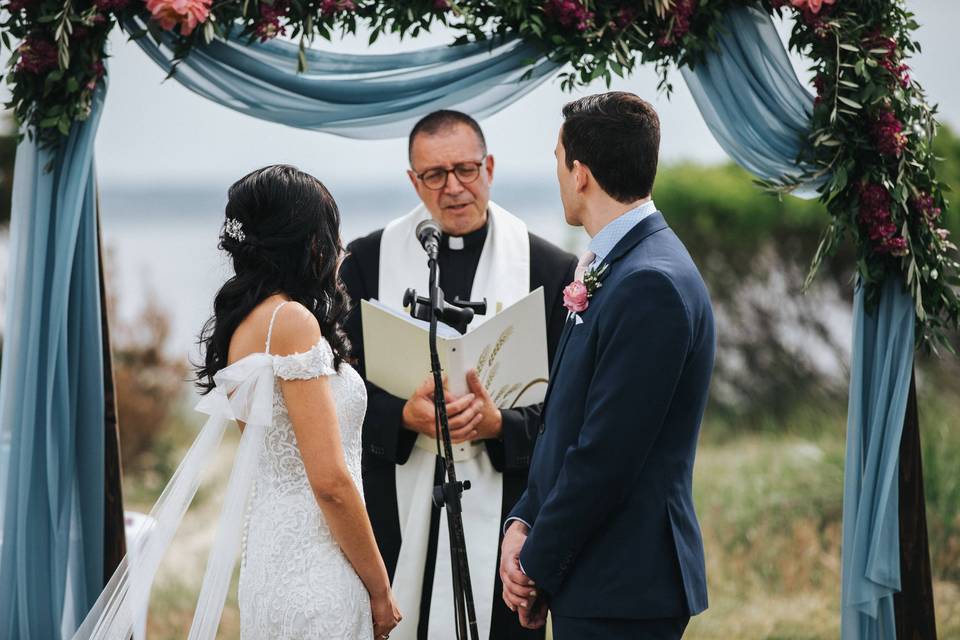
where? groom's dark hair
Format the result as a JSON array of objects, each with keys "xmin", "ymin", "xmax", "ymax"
[
  {"xmin": 560, "ymin": 92, "xmax": 660, "ymax": 203},
  {"xmin": 408, "ymin": 110, "xmax": 487, "ymax": 163}
]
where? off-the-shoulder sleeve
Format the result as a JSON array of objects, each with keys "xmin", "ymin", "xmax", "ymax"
[{"xmin": 271, "ymin": 338, "xmax": 338, "ymax": 380}]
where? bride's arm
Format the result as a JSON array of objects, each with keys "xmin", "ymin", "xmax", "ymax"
[{"xmin": 270, "ymin": 305, "xmax": 400, "ymax": 634}]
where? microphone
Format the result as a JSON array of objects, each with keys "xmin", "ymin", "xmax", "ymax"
[{"xmin": 416, "ymin": 219, "xmax": 442, "ymax": 260}]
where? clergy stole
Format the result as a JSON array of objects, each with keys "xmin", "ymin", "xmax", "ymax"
[{"xmin": 378, "ymin": 202, "xmax": 530, "ymax": 640}]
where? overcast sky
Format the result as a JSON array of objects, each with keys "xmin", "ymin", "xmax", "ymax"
[{"xmin": 3, "ymin": 1, "xmax": 958, "ymax": 191}]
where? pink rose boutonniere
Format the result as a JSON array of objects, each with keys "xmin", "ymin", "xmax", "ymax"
[{"xmin": 562, "ymin": 263, "xmax": 609, "ymax": 320}]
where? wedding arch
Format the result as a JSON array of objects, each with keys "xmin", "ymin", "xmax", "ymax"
[{"xmin": 0, "ymin": 0, "xmax": 955, "ymax": 638}]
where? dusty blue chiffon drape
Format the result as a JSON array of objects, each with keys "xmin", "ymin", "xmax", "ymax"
[
  {"xmin": 0, "ymin": 85, "xmax": 108, "ymax": 639},
  {"xmin": 1, "ymin": 6, "xmax": 916, "ymax": 639}
]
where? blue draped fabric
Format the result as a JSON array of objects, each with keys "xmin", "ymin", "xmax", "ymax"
[
  {"xmin": 681, "ymin": 8, "xmax": 914, "ymax": 639},
  {"xmin": 841, "ymin": 277, "xmax": 915, "ymax": 640},
  {"xmin": 124, "ymin": 15, "xmax": 561, "ymax": 139},
  {"xmin": 0, "ymin": 5, "xmax": 920, "ymax": 639},
  {"xmin": 0, "ymin": 84, "xmax": 108, "ymax": 638},
  {"xmin": 681, "ymin": 4, "xmax": 826, "ymax": 197},
  {"xmin": 0, "ymin": 25, "xmax": 562, "ymax": 638}
]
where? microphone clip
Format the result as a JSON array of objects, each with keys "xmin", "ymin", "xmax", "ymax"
[{"xmin": 404, "ymin": 288, "xmax": 487, "ymax": 335}]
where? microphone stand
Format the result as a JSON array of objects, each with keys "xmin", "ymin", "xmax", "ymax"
[{"xmin": 403, "ymin": 252, "xmax": 485, "ymax": 640}]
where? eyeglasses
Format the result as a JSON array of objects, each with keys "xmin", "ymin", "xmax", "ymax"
[{"xmin": 414, "ymin": 158, "xmax": 486, "ymax": 191}]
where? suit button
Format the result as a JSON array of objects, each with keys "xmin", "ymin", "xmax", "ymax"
[{"xmin": 537, "ymin": 424, "xmax": 545, "ymax": 436}]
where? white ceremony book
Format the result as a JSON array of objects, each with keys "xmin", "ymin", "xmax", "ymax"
[{"xmin": 361, "ymin": 286, "xmax": 549, "ymax": 407}]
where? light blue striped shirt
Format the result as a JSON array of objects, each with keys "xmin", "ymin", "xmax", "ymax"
[{"xmin": 588, "ymin": 200, "xmax": 658, "ymax": 268}]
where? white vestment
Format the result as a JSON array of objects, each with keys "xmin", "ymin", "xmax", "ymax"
[{"xmin": 378, "ymin": 202, "xmax": 530, "ymax": 640}]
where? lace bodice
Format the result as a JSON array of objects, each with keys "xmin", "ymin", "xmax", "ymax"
[{"xmin": 238, "ymin": 302, "xmax": 372, "ymax": 639}]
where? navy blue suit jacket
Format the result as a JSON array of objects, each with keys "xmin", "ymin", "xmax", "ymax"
[{"xmin": 508, "ymin": 212, "xmax": 715, "ymax": 619}]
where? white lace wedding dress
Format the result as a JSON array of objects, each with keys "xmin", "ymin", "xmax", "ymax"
[
  {"xmin": 72, "ymin": 302, "xmax": 373, "ymax": 640},
  {"xmin": 239, "ymin": 302, "xmax": 373, "ymax": 639}
]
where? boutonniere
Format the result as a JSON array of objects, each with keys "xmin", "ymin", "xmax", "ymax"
[{"xmin": 563, "ymin": 263, "xmax": 609, "ymax": 323}]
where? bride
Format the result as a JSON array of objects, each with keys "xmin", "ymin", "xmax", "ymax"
[{"xmin": 74, "ymin": 165, "xmax": 401, "ymax": 639}]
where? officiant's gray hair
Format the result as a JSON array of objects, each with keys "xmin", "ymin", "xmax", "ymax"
[{"xmin": 408, "ymin": 110, "xmax": 488, "ymax": 163}]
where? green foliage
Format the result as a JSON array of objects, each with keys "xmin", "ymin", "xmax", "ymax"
[
  {"xmin": 1, "ymin": 0, "xmax": 957, "ymax": 340},
  {"xmin": 774, "ymin": 1, "xmax": 958, "ymax": 348}
]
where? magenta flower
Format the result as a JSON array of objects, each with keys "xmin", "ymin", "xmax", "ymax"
[
  {"xmin": 657, "ymin": 0, "xmax": 695, "ymax": 47},
  {"xmin": 884, "ymin": 236, "xmax": 909, "ymax": 257},
  {"xmin": 6, "ymin": 0, "xmax": 34, "ymax": 12},
  {"xmin": 320, "ymin": 0, "xmax": 355, "ymax": 17},
  {"xmin": 858, "ymin": 183, "xmax": 909, "ymax": 257},
  {"xmin": 255, "ymin": 1, "xmax": 288, "ymax": 41},
  {"xmin": 543, "ymin": 0, "xmax": 595, "ymax": 32},
  {"xmin": 16, "ymin": 37, "xmax": 59, "ymax": 75},
  {"xmin": 912, "ymin": 192, "xmax": 942, "ymax": 224},
  {"xmin": 871, "ymin": 110, "xmax": 907, "ymax": 157},
  {"xmin": 95, "ymin": 0, "xmax": 130, "ymax": 12}
]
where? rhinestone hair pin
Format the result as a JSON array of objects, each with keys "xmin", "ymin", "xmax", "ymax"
[{"xmin": 224, "ymin": 218, "xmax": 246, "ymax": 243}]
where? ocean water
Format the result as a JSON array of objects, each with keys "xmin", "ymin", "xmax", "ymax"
[{"xmin": 95, "ymin": 182, "xmax": 586, "ymax": 363}]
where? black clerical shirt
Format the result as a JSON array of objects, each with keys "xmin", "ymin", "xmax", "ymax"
[{"xmin": 437, "ymin": 221, "xmax": 488, "ymax": 304}]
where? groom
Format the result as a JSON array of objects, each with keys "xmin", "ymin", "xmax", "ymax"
[{"xmin": 500, "ymin": 92, "xmax": 716, "ymax": 639}]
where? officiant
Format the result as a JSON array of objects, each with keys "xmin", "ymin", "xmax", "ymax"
[{"xmin": 340, "ymin": 110, "xmax": 576, "ymax": 640}]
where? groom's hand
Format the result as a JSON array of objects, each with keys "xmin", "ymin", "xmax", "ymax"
[
  {"xmin": 402, "ymin": 376, "xmax": 477, "ymax": 438},
  {"xmin": 518, "ymin": 594, "xmax": 549, "ymax": 630},
  {"xmin": 500, "ymin": 521, "xmax": 537, "ymax": 613}
]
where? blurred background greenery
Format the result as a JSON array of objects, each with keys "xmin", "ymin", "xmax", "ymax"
[{"xmin": 0, "ymin": 121, "xmax": 957, "ymax": 638}]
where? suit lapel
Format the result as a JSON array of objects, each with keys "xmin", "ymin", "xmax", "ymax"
[
  {"xmin": 541, "ymin": 213, "xmax": 669, "ymax": 418},
  {"xmin": 543, "ymin": 315, "xmax": 576, "ymax": 407}
]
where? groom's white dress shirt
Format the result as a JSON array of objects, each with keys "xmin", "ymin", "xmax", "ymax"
[{"xmin": 504, "ymin": 199, "xmax": 658, "ymax": 545}]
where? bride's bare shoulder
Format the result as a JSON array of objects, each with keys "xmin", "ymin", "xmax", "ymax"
[
  {"xmin": 265, "ymin": 301, "xmax": 322, "ymax": 357},
  {"xmin": 227, "ymin": 295, "xmax": 317, "ymax": 362}
]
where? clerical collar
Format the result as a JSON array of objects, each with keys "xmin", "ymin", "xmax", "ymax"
[{"xmin": 443, "ymin": 219, "xmax": 489, "ymax": 251}]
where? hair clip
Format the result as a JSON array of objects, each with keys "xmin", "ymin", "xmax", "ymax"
[{"xmin": 224, "ymin": 218, "xmax": 246, "ymax": 243}]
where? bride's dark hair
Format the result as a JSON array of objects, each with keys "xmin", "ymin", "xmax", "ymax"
[{"xmin": 195, "ymin": 164, "xmax": 351, "ymax": 394}]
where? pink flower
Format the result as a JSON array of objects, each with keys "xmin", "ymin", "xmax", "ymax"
[
  {"xmin": 16, "ymin": 36, "xmax": 59, "ymax": 74},
  {"xmin": 563, "ymin": 280, "xmax": 589, "ymax": 314},
  {"xmin": 146, "ymin": 0, "xmax": 212, "ymax": 36},
  {"xmin": 790, "ymin": 0, "xmax": 835, "ymax": 15}
]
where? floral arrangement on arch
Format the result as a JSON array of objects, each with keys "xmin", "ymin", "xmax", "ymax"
[{"xmin": 1, "ymin": 0, "xmax": 957, "ymax": 346}]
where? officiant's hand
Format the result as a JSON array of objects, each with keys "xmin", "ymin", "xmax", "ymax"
[
  {"xmin": 447, "ymin": 369, "xmax": 502, "ymax": 443},
  {"xmin": 401, "ymin": 376, "xmax": 477, "ymax": 438}
]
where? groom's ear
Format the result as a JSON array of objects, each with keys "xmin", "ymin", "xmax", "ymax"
[{"xmin": 573, "ymin": 160, "xmax": 590, "ymax": 194}]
